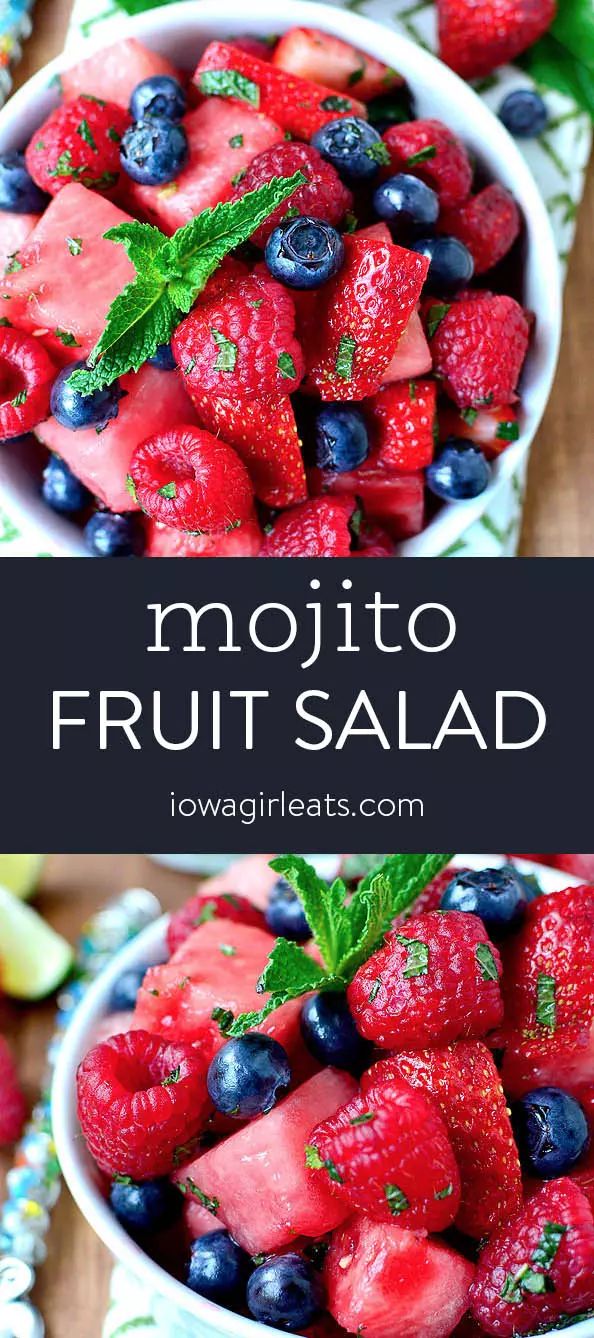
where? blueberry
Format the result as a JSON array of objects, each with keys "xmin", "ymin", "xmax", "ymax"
[
  {"xmin": 247, "ymin": 1254, "xmax": 324, "ymax": 1331},
  {"xmin": 411, "ymin": 235, "xmax": 474, "ymax": 293},
  {"xmin": 511, "ymin": 1088, "xmax": 590, "ymax": 1178},
  {"xmin": 265, "ymin": 215, "xmax": 344, "ymax": 290},
  {"xmin": 50, "ymin": 361, "xmax": 124, "ymax": 432},
  {"xmin": 499, "ymin": 89, "xmax": 548, "ymax": 139},
  {"xmin": 110, "ymin": 1176, "xmax": 181, "ymax": 1233},
  {"xmin": 109, "ymin": 967, "xmax": 147, "ymax": 1012},
  {"xmin": 0, "ymin": 151, "xmax": 49, "ymax": 214},
  {"xmin": 120, "ymin": 118, "xmax": 188, "ymax": 186},
  {"xmin": 301, "ymin": 992, "xmax": 372, "ymax": 1073},
  {"xmin": 440, "ymin": 867, "xmax": 529, "ymax": 934},
  {"xmin": 311, "ymin": 116, "xmax": 388, "ymax": 182},
  {"xmin": 186, "ymin": 1230, "xmax": 252, "ymax": 1303},
  {"xmin": 426, "ymin": 439, "xmax": 491, "ymax": 501},
  {"xmin": 314, "ymin": 405, "xmax": 369, "ymax": 473},
  {"xmin": 130, "ymin": 75, "xmax": 186, "ymax": 124},
  {"xmin": 42, "ymin": 454, "xmax": 91, "ymax": 514},
  {"xmin": 373, "ymin": 173, "xmax": 439, "ymax": 238},
  {"xmin": 84, "ymin": 511, "xmax": 146, "ymax": 557},
  {"xmin": 148, "ymin": 342, "xmax": 176, "ymax": 371},
  {"xmin": 207, "ymin": 1033, "xmax": 291, "ymax": 1119},
  {"xmin": 266, "ymin": 878, "xmax": 311, "ymax": 942}
]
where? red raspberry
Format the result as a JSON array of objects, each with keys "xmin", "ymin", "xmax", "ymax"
[
  {"xmin": 128, "ymin": 425, "xmax": 254, "ymax": 535},
  {"xmin": 438, "ymin": 0, "xmax": 556, "ymax": 82},
  {"xmin": 470, "ymin": 1179, "xmax": 594, "ymax": 1337},
  {"xmin": 76, "ymin": 1029, "xmax": 210, "ymax": 1179},
  {"xmin": 260, "ymin": 495, "xmax": 354, "ymax": 557},
  {"xmin": 172, "ymin": 270, "xmax": 304, "ymax": 399},
  {"xmin": 382, "ymin": 119, "xmax": 472, "ymax": 208},
  {"xmin": 366, "ymin": 378, "xmax": 437, "ymax": 472},
  {"xmin": 231, "ymin": 141, "xmax": 352, "ymax": 247},
  {"xmin": 190, "ymin": 391, "xmax": 307, "ymax": 509},
  {"xmin": 307, "ymin": 1076, "xmax": 460, "ymax": 1232},
  {"xmin": 348, "ymin": 910, "xmax": 503, "ymax": 1049},
  {"xmin": 366, "ymin": 1042, "xmax": 522, "ymax": 1238},
  {"xmin": 0, "ymin": 326, "xmax": 56, "ymax": 439},
  {"xmin": 26, "ymin": 95, "xmax": 130, "ymax": 197},
  {"xmin": 0, "ymin": 1036, "xmax": 27, "ymax": 1147},
  {"xmin": 167, "ymin": 891, "xmax": 266, "ymax": 956},
  {"xmin": 427, "ymin": 292, "xmax": 530, "ymax": 407},
  {"xmin": 439, "ymin": 185, "xmax": 521, "ymax": 274}
]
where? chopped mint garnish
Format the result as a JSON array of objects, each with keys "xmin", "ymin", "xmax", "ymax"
[
  {"xmin": 231, "ymin": 169, "xmax": 246, "ymax": 187},
  {"xmin": 536, "ymin": 972, "xmax": 557, "ymax": 1029},
  {"xmin": 385, "ymin": 1183, "xmax": 409, "ymax": 1215},
  {"xmin": 4, "ymin": 256, "xmax": 22, "ymax": 275},
  {"xmin": 107, "ymin": 127, "xmax": 122, "ymax": 144},
  {"xmin": 212, "ymin": 1006, "xmax": 234, "ymax": 1035},
  {"xmin": 500, "ymin": 1265, "xmax": 552, "ymax": 1303},
  {"xmin": 350, "ymin": 1111, "xmax": 375, "ymax": 1125},
  {"xmin": 162, "ymin": 1065, "xmax": 181, "ymax": 1086},
  {"xmin": 395, "ymin": 933, "xmax": 429, "ymax": 978},
  {"xmin": 212, "ymin": 329, "xmax": 237, "ymax": 372},
  {"xmin": 335, "ymin": 334, "xmax": 357, "ymax": 380},
  {"xmin": 532, "ymin": 1222, "xmax": 567, "ymax": 1270},
  {"xmin": 320, "ymin": 95, "xmax": 353, "ymax": 111},
  {"xmin": 178, "ymin": 1180, "xmax": 219, "ymax": 1213},
  {"xmin": 11, "ymin": 389, "xmax": 27, "ymax": 408},
  {"xmin": 305, "ymin": 1145, "xmax": 344, "ymax": 1183},
  {"xmin": 158, "ymin": 482, "xmax": 177, "ymax": 499},
  {"xmin": 66, "ymin": 236, "xmax": 83, "ymax": 256},
  {"xmin": 54, "ymin": 329, "xmax": 80, "ymax": 347},
  {"xmin": 184, "ymin": 358, "xmax": 196, "ymax": 375},
  {"xmin": 365, "ymin": 141, "xmax": 391, "ymax": 165},
  {"xmin": 278, "ymin": 351, "xmax": 297, "ymax": 379},
  {"xmin": 476, "ymin": 942, "xmax": 499, "ymax": 982},
  {"xmin": 125, "ymin": 474, "xmax": 138, "ymax": 503},
  {"xmin": 348, "ymin": 66, "xmax": 365, "ymax": 86},
  {"xmin": 48, "ymin": 150, "xmax": 74, "ymax": 177},
  {"xmin": 409, "ymin": 380, "xmax": 417, "ymax": 402},
  {"xmin": 496, "ymin": 420, "xmax": 520, "ymax": 442},
  {"xmin": 77, "ymin": 119, "xmax": 97, "ymax": 150},
  {"xmin": 407, "ymin": 145, "xmax": 437, "ymax": 165},
  {"xmin": 199, "ymin": 68, "xmax": 260, "ymax": 107},
  {"xmin": 427, "ymin": 303, "xmax": 451, "ymax": 338},
  {"xmin": 435, "ymin": 1184, "xmax": 453, "ymax": 1199},
  {"xmin": 229, "ymin": 133, "xmax": 244, "ymax": 148},
  {"xmin": 460, "ymin": 407, "xmax": 478, "ymax": 425},
  {"xmin": 369, "ymin": 977, "xmax": 382, "ymax": 1003},
  {"xmin": 219, "ymin": 943, "xmax": 237, "ymax": 957},
  {"xmin": 343, "ymin": 211, "xmax": 358, "ymax": 234}
]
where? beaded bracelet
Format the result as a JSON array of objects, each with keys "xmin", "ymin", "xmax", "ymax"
[{"xmin": 0, "ymin": 886, "xmax": 162, "ymax": 1337}]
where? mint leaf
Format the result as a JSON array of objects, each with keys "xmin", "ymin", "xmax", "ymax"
[
  {"xmin": 427, "ymin": 303, "xmax": 451, "ymax": 338},
  {"xmin": 305, "ymin": 1145, "xmax": 344, "ymax": 1183},
  {"xmin": 496, "ymin": 420, "xmax": 519, "ymax": 442},
  {"xmin": 270, "ymin": 855, "xmax": 351, "ymax": 971},
  {"xmin": 199, "ymin": 68, "xmax": 260, "ymax": 107},
  {"xmin": 212, "ymin": 329, "xmax": 237, "ymax": 371},
  {"xmin": 536, "ymin": 972, "xmax": 557, "ymax": 1028},
  {"xmin": 278, "ymin": 352, "xmax": 297, "ymax": 379},
  {"xmin": 335, "ymin": 335, "xmax": 356, "ymax": 380},
  {"xmin": 532, "ymin": 1222, "xmax": 567, "ymax": 1270},
  {"xmin": 476, "ymin": 942, "xmax": 499, "ymax": 982},
  {"xmin": 66, "ymin": 235, "xmax": 83, "ymax": 256},
  {"xmin": 395, "ymin": 933, "xmax": 430, "ymax": 978},
  {"xmin": 70, "ymin": 278, "xmax": 178, "ymax": 394},
  {"xmin": 385, "ymin": 1183, "xmax": 409, "ymax": 1215},
  {"xmin": 227, "ymin": 938, "xmax": 329, "ymax": 1037},
  {"xmin": 358, "ymin": 853, "xmax": 453, "ymax": 908},
  {"xmin": 407, "ymin": 145, "xmax": 436, "ymax": 165}
]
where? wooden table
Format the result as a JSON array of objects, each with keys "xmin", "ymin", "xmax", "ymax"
[
  {"xmin": 12, "ymin": 0, "xmax": 594, "ymax": 555},
  {"xmin": 0, "ymin": 855, "xmax": 198, "ymax": 1337}
]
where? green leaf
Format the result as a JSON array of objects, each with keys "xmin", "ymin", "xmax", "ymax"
[
  {"xmin": 384, "ymin": 1183, "xmax": 409, "ymax": 1215},
  {"xmin": 278, "ymin": 351, "xmax": 297, "ymax": 379},
  {"xmin": 427, "ymin": 303, "xmax": 451, "ymax": 338},
  {"xmin": 407, "ymin": 144, "xmax": 437, "ymax": 165},
  {"xmin": 523, "ymin": 34, "xmax": 594, "ymax": 119},
  {"xmin": 270, "ymin": 855, "xmax": 351, "ymax": 971},
  {"xmin": 305, "ymin": 1145, "xmax": 344, "ymax": 1183},
  {"xmin": 70, "ymin": 279, "xmax": 178, "ymax": 394},
  {"xmin": 177, "ymin": 1179, "xmax": 219, "ymax": 1214},
  {"xmin": 358, "ymin": 853, "xmax": 453, "ymax": 912},
  {"xmin": 536, "ymin": 972, "xmax": 557, "ymax": 1029},
  {"xmin": 320, "ymin": 95, "xmax": 354, "ymax": 111},
  {"xmin": 495, "ymin": 420, "xmax": 520, "ymax": 442},
  {"xmin": 199, "ymin": 68, "xmax": 260, "ymax": 107},
  {"xmin": 227, "ymin": 938, "xmax": 329, "ymax": 1036},
  {"xmin": 158, "ymin": 481, "xmax": 177, "ymax": 500},
  {"xmin": 66, "ymin": 235, "xmax": 83, "ymax": 256},
  {"xmin": 211, "ymin": 329, "xmax": 237, "ymax": 371},
  {"xmin": 365, "ymin": 140, "xmax": 391, "ymax": 165},
  {"xmin": 335, "ymin": 334, "xmax": 357, "ymax": 380},
  {"xmin": 476, "ymin": 942, "xmax": 499, "ymax": 982},
  {"xmin": 395, "ymin": 933, "xmax": 430, "ymax": 978},
  {"xmin": 532, "ymin": 1222, "xmax": 567, "ymax": 1270}
]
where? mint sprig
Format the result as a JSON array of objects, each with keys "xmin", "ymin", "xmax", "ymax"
[
  {"xmin": 227, "ymin": 852, "xmax": 452, "ymax": 1037},
  {"xmin": 69, "ymin": 171, "xmax": 306, "ymax": 395}
]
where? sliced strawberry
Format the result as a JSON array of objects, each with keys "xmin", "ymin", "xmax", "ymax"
[
  {"xmin": 273, "ymin": 27, "xmax": 403, "ymax": 102},
  {"xmin": 311, "ymin": 463, "xmax": 425, "ymax": 539},
  {"xmin": 439, "ymin": 185, "xmax": 521, "ymax": 275},
  {"xmin": 439, "ymin": 403, "xmax": 520, "ymax": 458},
  {"xmin": 383, "ymin": 309, "xmax": 433, "ymax": 382},
  {"xmin": 367, "ymin": 378, "xmax": 436, "ymax": 472},
  {"xmin": 438, "ymin": 0, "xmax": 557, "ymax": 82},
  {"xmin": 365, "ymin": 1042, "xmax": 523, "ymax": 1238},
  {"xmin": 194, "ymin": 41, "xmax": 367, "ymax": 140},
  {"xmin": 325, "ymin": 1213, "xmax": 474, "ymax": 1338},
  {"xmin": 190, "ymin": 390, "xmax": 306, "ymax": 509},
  {"xmin": 305, "ymin": 235, "xmax": 429, "ymax": 400},
  {"xmin": 166, "ymin": 889, "xmax": 266, "ymax": 955},
  {"xmin": 382, "ymin": 119, "xmax": 472, "ymax": 208},
  {"xmin": 503, "ymin": 1026, "xmax": 594, "ymax": 1100},
  {"xmin": 502, "ymin": 885, "xmax": 594, "ymax": 1038},
  {"xmin": 260, "ymin": 495, "xmax": 355, "ymax": 557}
]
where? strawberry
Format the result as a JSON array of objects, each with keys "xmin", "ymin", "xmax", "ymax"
[
  {"xmin": 325, "ymin": 1213, "xmax": 475, "ymax": 1338},
  {"xmin": 190, "ymin": 390, "xmax": 307, "ymax": 509},
  {"xmin": 311, "ymin": 462, "xmax": 425, "ymax": 539},
  {"xmin": 305, "ymin": 234, "xmax": 429, "ymax": 400},
  {"xmin": 227, "ymin": 36, "xmax": 275, "ymax": 62},
  {"xmin": 427, "ymin": 292, "xmax": 530, "ymax": 408},
  {"xmin": 554, "ymin": 855, "xmax": 594, "ymax": 880},
  {"xmin": 0, "ymin": 1036, "xmax": 27, "ymax": 1147},
  {"xmin": 128, "ymin": 425, "xmax": 254, "ymax": 535},
  {"xmin": 438, "ymin": 0, "xmax": 557, "ymax": 82},
  {"xmin": 166, "ymin": 890, "xmax": 266, "ymax": 955},
  {"xmin": 0, "ymin": 326, "xmax": 56, "ymax": 439},
  {"xmin": 26, "ymin": 95, "xmax": 130, "ymax": 197},
  {"xmin": 347, "ymin": 910, "xmax": 504, "ymax": 1049},
  {"xmin": 365, "ymin": 1042, "xmax": 523, "ymax": 1238},
  {"xmin": 367, "ymin": 378, "xmax": 437, "ymax": 472},
  {"xmin": 470, "ymin": 1178, "xmax": 594, "ymax": 1337},
  {"xmin": 503, "ymin": 1027, "xmax": 594, "ymax": 1101},
  {"xmin": 439, "ymin": 185, "xmax": 521, "ymax": 275},
  {"xmin": 272, "ymin": 27, "xmax": 403, "ymax": 102},
  {"xmin": 172, "ymin": 270, "xmax": 304, "ymax": 400},
  {"xmin": 194, "ymin": 41, "xmax": 367, "ymax": 141},
  {"xmin": 145, "ymin": 518, "xmax": 263, "ymax": 556},
  {"xmin": 260, "ymin": 496, "xmax": 355, "ymax": 557},
  {"xmin": 439, "ymin": 403, "xmax": 520, "ymax": 457},
  {"xmin": 382, "ymin": 119, "xmax": 472, "ymax": 209},
  {"xmin": 307, "ymin": 1076, "xmax": 461, "ymax": 1231},
  {"xmin": 231, "ymin": 141, "xmax": 352, "ymax": 246}
]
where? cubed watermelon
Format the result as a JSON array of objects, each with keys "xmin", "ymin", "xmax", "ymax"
[
  {"xmin": 383, "ymin": 310, "xmax": 432, "ymax": 381},
  {"xmin": 61, "ymin": 37, "xmax": 178, "ymax": 106},
  {"xmin": 0, "ymin": 210, "xmax": 40, "ymax": 275},
  {"xmin": 325, "ymin": 1214, "xmax": 474, "ymax": 1338},
  {"xmin": 1, "ymin": 183, "xmax": 135, "ymax": 360},
  {"xmin": 36, "ymin": 364, "xmax": 197, "ymax": 512},
  {"xmin": 194, "ymin": 853, "xmax": 278, "ymax": 912},
  {"xmin": 146, "ymin": 516, "xmax": 263, "ymax": 557},
  {"xmin": 125, "ymin": 99, "xmax": 284, "ymax": 234},
  {"xmin": 184, "ymin": 1196, "xmax": 225, "ymax": 1240},
  {"xmin": 311, "ymin": 464, "xmax": 425, "ymax": 539},
  {"xmin": 173, "ymin": 1069, "xmax": 357, "ymax": 1253}
]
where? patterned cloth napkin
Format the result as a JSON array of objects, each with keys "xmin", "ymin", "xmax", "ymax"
[{"xmin": 0, "ymin": 0, "xmax": 590, "ymax": 560}]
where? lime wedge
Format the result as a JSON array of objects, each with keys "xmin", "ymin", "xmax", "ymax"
[
  {"xmin": 0, "ymin": 854, "xmax": 44, "ymax": 900},
  {"xmin": 0, "ymin": 885, "xmax": 73, "ymax": 999}
]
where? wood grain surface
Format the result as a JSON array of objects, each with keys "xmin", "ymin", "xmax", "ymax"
[{"xmin": 11, "ymin": 0, "xmax": 594, "ymax": 555}]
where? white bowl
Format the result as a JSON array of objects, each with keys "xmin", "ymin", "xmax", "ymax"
[
  {"xmin": 0, "ymin": 0, "xmax": 561, "ymax": 557},
  {"xmin": 52, "ymin": 855, "xmax": 594, "ymax": 1338}
]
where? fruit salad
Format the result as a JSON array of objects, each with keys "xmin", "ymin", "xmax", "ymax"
[
  {"xmin": 1, "ymin": 29, "xmax": 531, "ymax": 556},
  {"xmin": 74, "ymin": 854, "xmax": 594, "ymax": 1335}
]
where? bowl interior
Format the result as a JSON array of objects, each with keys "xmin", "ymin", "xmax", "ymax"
[
  {"xmin": 52, "ymin": 855, "xmax": 593, "ymax": 1338},
  {"xmin": 0, "ymin": 0, "xmax": 561, "ymax": 557}
]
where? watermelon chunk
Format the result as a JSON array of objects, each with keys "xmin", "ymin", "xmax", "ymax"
[
  {"xmin": 36, "ymin": 364, "xmax": 197, "ymax": 513},
  {"xmin": 325, "ymin": 1214, "xmax": 474, "ymax": 1338},
  {"xmin": 1, "ymin": 183, "xmax": 134, "ymax": 360},
  {"xmin": 311, "ymin": 463, "xmax": 425, "ymax": 539},
  {"xmin": 273, "ymin": 27, "xmax": 403, "ymax": 102},
  {"xmin": 195, "ymin": 853, "xmax": 278, "ymax": 912},
  {"xmin": 173, "ymin": 1070, "xmax": 357, "ymax": 1253},
  {"xmin": 61, "ymin": 37, "xmax": 178, "ymax": 106},
  {"xmin": 146, "ymin": 516, "xmax": 263, "ymax": 557},
  {"xmin": 0, "ymin": 210, "xmax": 40, "ymax": 275},
  {"xmin": 383, "ymin": 310, "xmax": 433, "ymax": 382},
  {"xmin": 125, "ymin": 99, "xmax": 284, "ymax": 234},
  {"xmin": 133, "ymin": 917, "xmax": 306, "ymax": 1065},
  {"xmin": 184, "ymin": 1196, "xmax": 225, "ymax": 1240}
]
